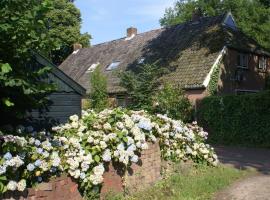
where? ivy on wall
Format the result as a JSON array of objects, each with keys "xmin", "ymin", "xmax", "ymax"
[{"xmin": 207, "ymin": 64, "xmax": 221, "ymax": 95}]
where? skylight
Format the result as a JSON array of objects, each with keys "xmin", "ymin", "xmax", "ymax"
[
  {"xmin": 138, "ymin": 57, "xmax": 145, "ymax": 64},
  {"xmin": 87, "ymin": 62, "xmax": 99, "ymax": 72},
  {"xmin": 106, "ymin": 61, "xmax": 120, "ymax": 71}
]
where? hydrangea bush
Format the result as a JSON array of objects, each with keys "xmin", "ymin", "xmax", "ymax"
[{"xmin": 0, "ymin": 108, "xmax": 218, "ymax": 195}]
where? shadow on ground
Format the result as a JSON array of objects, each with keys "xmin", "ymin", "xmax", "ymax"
[{"xmin": 214, "ymin": 146, "xmax": 270, "ymax": 174}]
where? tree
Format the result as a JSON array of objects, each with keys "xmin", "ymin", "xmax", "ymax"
[
  {"xmin": 45, "ymin": 0, "xmax": 91, "ymax": 65},
  {"xmin": 160, "ymin": 0, "xmax": 270, "ymax": 50},
  {"xmin": 153, "ymin": 84, "xmax": 192, "ymax": 122},
  {"xmin": 120, "ymin": 63, "xmax": 166, "ymax": 111},
  {"xmin": 0, "ymin": 0, "xmax": 56, "ymax": 125},
  {"xmin": 90, "ymin": 66, "xmax": 108, "ymax": 111}
]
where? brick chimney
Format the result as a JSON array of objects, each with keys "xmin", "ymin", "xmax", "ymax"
[
  {"xmin": 192, "ymin": 8, "xmax": 203, "ymax": 21},
  {"xmin": 73, "ymin": 43, "xmax": 82, "ymax": 51},
  {"xmin": 127, "ymin": 27, "xmax": 137, "ymax": 38}
]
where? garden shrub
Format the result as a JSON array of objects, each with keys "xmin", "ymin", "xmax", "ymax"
[
  {"xmin": 153, "ymin": 84, "xmax": 192, "ymax": 122},
  {"xmin": 89, "ymin": 65, "xmax": 109, "ymax": 111},
  {"xmin": 197, "ymin": 91, "xmax": 270, "ymax": 147},
  {"xmin": 0, "ymin": 108, "xmax": 218, "ymax": 197}
]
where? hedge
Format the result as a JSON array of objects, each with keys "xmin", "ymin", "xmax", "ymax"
[{"xmin": 197, "ymin": 91, "xmax": 270, "ymax": 147}]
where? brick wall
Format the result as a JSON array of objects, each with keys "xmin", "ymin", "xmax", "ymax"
[
  {"xmin": 218, "ymin": 48, "xmax": 270, "ymax": 94},
  {"xmin": 101, "ymin": 141, "xmax": 161, "ymax": 198},
  {"xmin": 2, "ymin": 175, "xmax": 82, "ymax": 200}
]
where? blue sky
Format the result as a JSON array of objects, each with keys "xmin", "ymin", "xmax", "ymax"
[{"xmin": 75, "ymin": 0, "xmax": 176, "ymax": 45}]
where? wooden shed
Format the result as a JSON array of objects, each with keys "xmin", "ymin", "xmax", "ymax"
[{"xmin": 30, "ymin": 52, "xmax": 86, "ymax": 124}]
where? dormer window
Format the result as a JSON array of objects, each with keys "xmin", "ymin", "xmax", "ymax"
[
  {"xmin": 87, "ymin": 63, "xmax": 99, "ymax": 73},
  {"xmin": 258, "ymin": 56, "xmax": 267, "ymax": 71},
  {"xmin": 237, "ymin": 53, "xmax": 248, "ymax": 69},
  {"xmin": 106, "ymin": 61, "xmax": 120, "ymax": 71}
]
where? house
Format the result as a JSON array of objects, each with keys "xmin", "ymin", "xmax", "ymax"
[
  {"xmin": 30, "ymin": 52, "xmax": 86, "ymax": 124},
  {"xmin": 59, "ymin": 12, "xmax": 270, "ymax": 106}
]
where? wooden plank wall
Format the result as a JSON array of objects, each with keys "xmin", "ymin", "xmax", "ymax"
[{"xmin": 31, "ymin": 92, "xmax": 82, "ymax": 124}]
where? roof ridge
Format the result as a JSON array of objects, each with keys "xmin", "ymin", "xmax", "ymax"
[
  {"xmin": 88, "ymin": 27, "xmax": 164, "ymax": 48},
  {"xmin": 85, "ymin": 12, "xmax": 228, "ymax": 49}
]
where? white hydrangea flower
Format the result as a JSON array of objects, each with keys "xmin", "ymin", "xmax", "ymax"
[
  {"xmin": 103, "ymin": 123, "xmax": 112, "ymax": 131},
  {"xmin": 102, "ymin": 149, "xmax": 111, "ymax": 162},
  {"xmin": 17, "ymin": 179, "xmax": 26, "ymax": 191},
  {"xmin": 70, "ymin": 114, "xmax": 79, "ymax": 122},
  {"xmin": 100, "ymin": 141, "xmax": 107, "ymax": 149},
  {"xmin": 93, "ymin": 164, "xmax": 105, "ymax": 176},
  {"xmin": 6, "ymin": 181, "xmax": 17, "ymax": 191}
]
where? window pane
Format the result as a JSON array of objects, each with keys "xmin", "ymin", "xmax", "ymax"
[{"xmin": 106, "ymin": 61, "xmax": 120, "ymax": 70}]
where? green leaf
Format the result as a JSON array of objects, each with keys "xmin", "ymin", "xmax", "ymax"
[
  {"xmin": 0, "ymin": 176, "xmax": 7, "ymax": 181},
  {"xmin": 0, "ymin": 63, "xmax": 12, "ymax": 74},
  {"xmin": 94, "ymin": 155, "xmax": 100, "ymax": 163},
  {"xmin": 123, "ymin": 137, "xmax": 128, "ymax": 142},
  {"xmin": 2, "ymin": 98, "xmax": 14, "ymax": 107}
]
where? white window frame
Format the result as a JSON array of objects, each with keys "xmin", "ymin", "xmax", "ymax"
[
  {"xmin": 106, "ymin": 61, "xmax": 120, "ymax": 71},
  {"xmin": 237, "ymin": 53, "xmax": 249, "ymax": 69},
  {"xmin": 258, "ymin": 56, "xmax": 267, "ymax": 71},
  {"xmin": 86, "ymin": 63, "xmax": 99, "ymax": 73}
]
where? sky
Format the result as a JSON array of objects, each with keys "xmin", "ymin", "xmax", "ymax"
[{"xmin": 75, "ymin": 0, "xmax": 176, "ymax": 45}]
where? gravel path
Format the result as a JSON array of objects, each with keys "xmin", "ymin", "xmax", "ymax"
[
  {"xmin": 214, "ymin": 146, "xmax": 270, "ymax": 200},
  {"xmin": 215, "ymin": 175, "xmax": 270, "ymax": 200}
]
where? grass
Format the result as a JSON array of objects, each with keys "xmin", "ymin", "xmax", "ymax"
[{"xmin": 106, "ymin": 164, "xmax": 252, "ymax": 200}]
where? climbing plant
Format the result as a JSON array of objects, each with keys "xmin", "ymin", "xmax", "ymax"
[{"xmin": 207, "ymin": 64, "xmax": 221, "ymax": 95}]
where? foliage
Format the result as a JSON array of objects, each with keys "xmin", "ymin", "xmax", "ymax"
[
  {"xmin": 197, "ymin": 91, "xmax": 270, "ymax": 147},
  {"xmin": 207, "ymin": 64, "xmax": 221, "ymax": 95},
  {"xmin": 153, "ymin": 84, "xmax": 192, "ymax": 122},
  {"xmin": 120, "ymin": 63, "xmax": 166, "ymax": 111},
  {"xmin": 90, "ymin": 66, "xmax": 109, "ymax": 111},
  {"xmin": 0, "ymin": 108, "xmax": 218, "ymax": 195},
  {"xmin": 160, "ymin": 0, "xmax": 270, "ymax": 50},
  {"xmin": 0, "ymin": 0, "xmax": 56, "ymax": 125},
  {"xmin": 107, "ymin": 165, "xmax": 250, "ymax": 200},
  {"xmin": 45, "ymin": 0, "xmax": 91, "ymax": 65}
]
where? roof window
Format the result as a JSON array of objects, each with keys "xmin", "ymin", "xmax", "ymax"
[
  {"xmin": 106, "ymin": 61, "xmax": 120, "ymax": 71},
  {"xmin": 138, "ymin": 57, "xmax": 145, "ymax": 64},
  {"xmin": 87, "ymin": 62, "xmax": 99, "ymax": 72}
]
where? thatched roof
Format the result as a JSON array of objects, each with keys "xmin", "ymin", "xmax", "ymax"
[{"xmin": 59, "ymin": 12, "xmax": 269, "ymax": 94}]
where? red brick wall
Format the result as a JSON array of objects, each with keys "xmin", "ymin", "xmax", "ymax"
[
  {"xmin": 218, "ymin": 48, "xmax": 270, "ymax": 94},
  {"xmin": 101, "ymin": 141, "xmax": 161, "ymax": 198},
  {"xmin": 2, "ymin": 176, "xmax": 82, "ymax": 200},
  {"xmin": 185, "ymin": 89, "xmax": 207, "ymax": 104}
]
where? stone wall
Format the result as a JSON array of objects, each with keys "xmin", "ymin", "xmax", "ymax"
[
  {"xmin": 1, "ymin": 175, "xmax": 82, "ymax": 200},
  {"xmin": 101, "ymin": 141, "xmax": 161, "ymax": 197}
]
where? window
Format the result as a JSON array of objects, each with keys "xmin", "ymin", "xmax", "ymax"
[
  {"xmin": 116, "ymin": 96, "xmax": 126, "ymax": 107},
  {"xmin": 106, "ymin": 61, "xmax": 120, "ymax": 71},
  {"xmin": 235, "ymin": 89, "xmax": 258, "ymax": 95},
  {"xmin": 138, "ymin": 57, "xmax": 145, "ymax": 64},
  {"xmin": 258, "ymin": 56, "xmax": 267, "ymax": 71},
  {"xmin": 87, "ymin": 63, "xmax": 99, "ymax": 73},
  {"xmin": 237, "ymin": 53, "xmax": 249, "ymax": 69}
]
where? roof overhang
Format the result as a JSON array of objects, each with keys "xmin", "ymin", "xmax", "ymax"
[{"xmin": 32, "ymin": 51, "xmax": 86, "ymax": 96}]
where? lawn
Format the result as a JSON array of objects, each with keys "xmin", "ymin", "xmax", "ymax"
[{"xmin": 106, "ymin": 164, "xmax": 251, "ymax": 200}]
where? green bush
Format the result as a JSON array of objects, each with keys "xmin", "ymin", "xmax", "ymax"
[
  {"xmin": 153, "ymin": 84, "xmax": 192, "ymax": 122},
  {"xmin": 197, "ymin": 91, "xmax": 270, "ymax": 147},
  {"xmin": 89, "ymin": 66, "xmax": 108, "ymax": 111}
]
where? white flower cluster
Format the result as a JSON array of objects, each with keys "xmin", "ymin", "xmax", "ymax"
[
  {"xmin": 0, "ymin": 133, "xmax": 63, "ymax": 193},
  {"xmin": 0, "ymin": 108, "xmax": 218, "ymax": 195}
]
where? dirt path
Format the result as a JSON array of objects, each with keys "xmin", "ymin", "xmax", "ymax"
[
  {"xmin": 215, "ymin": 175, "xmax": 270, "ymax": 200},
  {"xmin": 213, "ymin": 146, "xmax": 270, "ymax": 200}
]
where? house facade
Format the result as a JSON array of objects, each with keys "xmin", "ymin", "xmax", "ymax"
[{"xmin": 59, "ymin": 12, "xmax": 270, "ymax": 105}]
